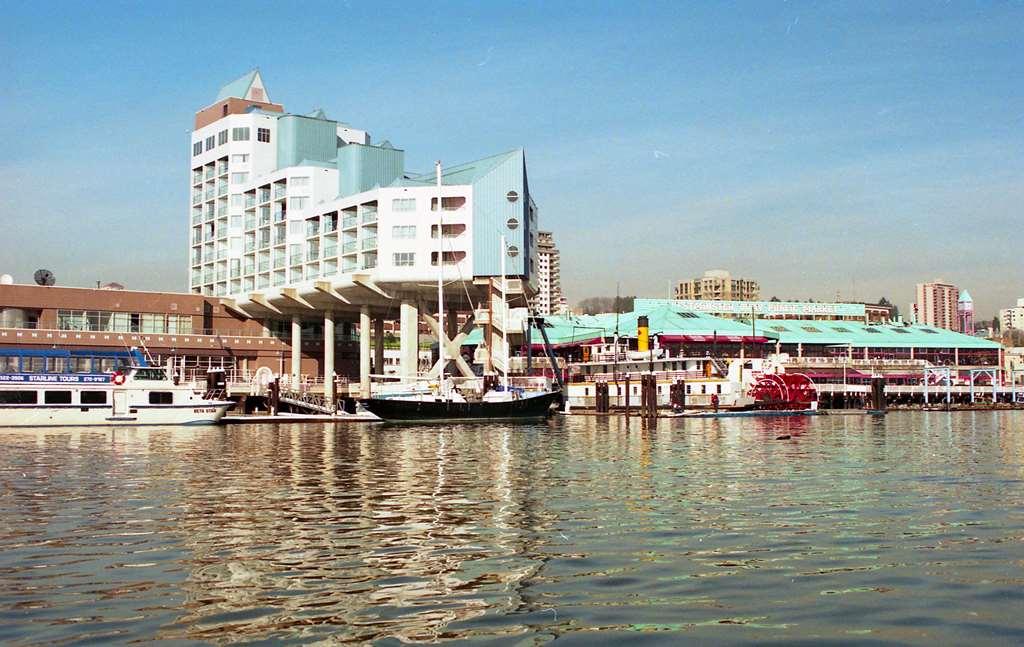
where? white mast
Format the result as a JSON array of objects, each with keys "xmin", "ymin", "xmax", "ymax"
[
  {"xmin": 436, "ymin": 161, "xmax": 446, "ymax": 393},
  {"xmin": 501, "ymin": 234, "xmax": 509, "ymax": 391}
]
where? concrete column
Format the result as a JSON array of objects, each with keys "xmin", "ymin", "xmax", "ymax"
[
  {"xmin": 290, "ymin": 315, "xmax": 301, "ymax": 385},
  {"xmin": 324, "ymin": 310, "xmax": 335, "ymax": 405},
  {"xmin": 400, "ymin": 300, "xmax": 419, "ymax": 382},
  {"xmin": 360, "ymin": 305, "xmax": 371, "ymax": 398},
  {"xmin": 373, "ymin": 317, "xmax": 385, "ymax": 374},
  {"xmin": 954, "ymin": 347, "xmax": 959, "ymax": 368}
]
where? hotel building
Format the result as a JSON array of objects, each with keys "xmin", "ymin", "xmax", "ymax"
[
  {"xmin": 675, "ymin": 269, "xmax": 759, "ymax": 302},
  {"xmin": 1000, "ymin": 298, "xmax": 1024, "ymax": 331},
  {"xmin": 187, "ymin": 70, "xmax": 539, "ymax": 390}
]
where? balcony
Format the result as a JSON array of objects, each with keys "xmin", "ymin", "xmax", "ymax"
[
  {"xmin": 274, "ymin": 231, "xmax": 287, "ymax": 245},
  {"xmin": 217, "ymin": 206, "xmax": 227, "ymax": 217},
  {"xmin": 192, "ymin": 192, "xmax": 203, "ymax": 205},
  {"xmin": 273, "ymin": 185, "xmax": 287, "ymax": 199},
  {"xmin": 259, "ymin": 189, "xmax": 270, "ymax": 203},
  {"xmin": 342, "ymin": 214, "xmax": 358, "ymax": 229},
  {"xmin": 289, "ymin": 253, "xmax": 303, "ymax": 265},
  {"xmin": 205, "ymin": 168, "xmax": 215, "ymax": 180},
  {"xmin": 217, "ymin": 184, "xmax": 228, "ymax": 197},
  {"xmin": 245, "ymin": 196, "xmax": 256, "ymax": 208},
  {"xmin": 204, "ymin": 189, "xmax": 215, "ymax": 201},
  {"xmin": 361, "ymin": 209, "xmax": 378, "ymax": 225},
  {"xmin": 259, "ymin": 237, "xmax": 271, "ymax": 249},
  {"xmin": 342, "ymin": 240, "xmax": 358, "ymax": 254},
  {"xmin": 362, "ymin": 254, "xmax": 377, "ymax": 270},
  {"xmin": 306, "ymin": 248, "xmax": 319, "ymax": 262},
  {"xmin": 322, "ymin": 243, "xmax": 337, "ymax": 258},
  {"xmin": 361, "ymin": 236, "xmax": 378, "ymax": 251},
  {"xmin": 191, "ymin": 212, "xmax": 202, "ymax": 225},
  {"xmin": 245, "ymin": 241, "xmax": 256, "ymax": 252},
  {"xmin": 273, "ymin": 210, "xmax": 286, "ymax": 223},
  {"xmin": 243, "ymin": 264, "xmax": 255, "ymax": 276},
  {"xmin": 341, "ymin": 260, "xmax": 357, "ymax": 273},
  {"xmin": 244, "ymin": 217, "xmax": 256, "ymax": 230},
  {"xmin": 258, "ymin": 260, "xmax": 270, "ymax": 272},
  {"xmin": 259, "ymin": 212, "xmax": 271, "ymax": 227},
  {"xmin": 217, "ymin": 163, "xmax": 228, "ymax": 176}
]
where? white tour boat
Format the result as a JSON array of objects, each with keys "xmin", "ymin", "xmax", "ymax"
[{"xmin": 0, "ymin": 348, "xmax": 233, "ymax": 427}]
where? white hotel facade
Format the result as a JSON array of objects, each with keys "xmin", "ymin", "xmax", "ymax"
[{"xmin": 188, "ymin": 71, "xmax": 539, "ymax": 390}]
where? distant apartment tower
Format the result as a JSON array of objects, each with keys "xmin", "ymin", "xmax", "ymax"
[
  {"xmin": 532, "ymin": 231, "xmax": 566, "ymax": 315},
  {"xmin": 915, "ymin": 280, "xmax": 960, "ymax": 331},
  {"xmin": 1000, "ymin": 298, "xmax": 1024, "ymax": 331},
  {"xmin": 675, "ymin": 269, "xmax": 759, "ymax": 302}
]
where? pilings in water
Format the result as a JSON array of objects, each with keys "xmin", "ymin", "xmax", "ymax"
[
  {"xmin": 595, "ymin": 381, "xmax": 611, "ymax": 413},
  {"xmin": 870, "ymin": 376, "xmax": 887, "ymax": 412},
  {"xmin": 670, "ymin": 379, "xmax": 686, "ymax": 411},
  {"xmin": 640, "ymin": 374, "xmax": 658, "ymax": 420}
]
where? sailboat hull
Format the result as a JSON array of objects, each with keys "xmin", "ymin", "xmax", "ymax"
[{"xmin": 360, "ymin": 391, "xmax": 561, "ymax": 423}]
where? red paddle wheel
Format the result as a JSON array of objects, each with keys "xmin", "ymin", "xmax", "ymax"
[{"xmin": 749, "ymin": 373, "xmax": 818, "ymax": 410}]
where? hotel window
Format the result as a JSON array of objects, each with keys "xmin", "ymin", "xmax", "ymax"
[
  {"xmin": 392, "ymin": 225, "xmax": 416, "ymax": 239},
  {"xmin": 392, "ymin": 198, "xmax": 416, "ymax": 211},
  {"xmin": 192, "ymin": 141, "xmax": 203, "ymax": 156},
  {"xmin": 431, "ymin": 196, "xmax": 466, "ymax": 211},
  {"xmin": 231, "ymin": 154, "xmax": 249, "ymax": 164},
  {"xmin": 218, "ymin": 130, "xmax": 228, "ymax": 145},
  {"xmin": 205, "ymin": 136, "xmax": 215, "ymax": 151},
  {"xmin": 232, "ymin": 127, "xmax": 250, "ymax": 141},
  {"xmin": 393, "ymin": 252, "xmax": 415, "ymax": 267},
  {"xmin": 257, "ymin": 127, "xmax": 271, "ymax": 143},
  {"xmin": 231, "ymin": 172, "xmax": 249, "ymax": 184},
  {"xmin": 291, "ymin": 197, "xmax": 309, "ymax": 210}
]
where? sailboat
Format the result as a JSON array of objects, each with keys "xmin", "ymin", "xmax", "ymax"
[{"xmin": 358, "ymin": 163, "xmax": 561, "ymax": 423}]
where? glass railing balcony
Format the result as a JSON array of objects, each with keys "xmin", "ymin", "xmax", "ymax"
[
  {"xmin": 342, "ymin": 240, "xmax": 358, "ymax": 254},
  {"xmin": 259, "ymin": 238, "xmax": 271, "ymax": 249},
  {"xmin": 192, "ymin": 172, "xmax": 203, "ymax": 185},
  {"xmin": 258, "ymin": 260, "xmax": 270, "ymax": 272},
  {"xmin": 258, "ymin": 275, "xmax": 270, "ymax": 289},
  {"xmin": 306, "ymin": 224, "xmax": 319, "ymax": 238},
  {"xmin": 341, "ymin": 215, "xmax": 356, "ymax": 228},
  {"xmin": 245, "ymin": 196, "xmax": 256, "ymax": 208},
  {"xmin": 230, "ymin": 266, "xmax": 241, "ymax": 278},
  {"xmin": 272, "ymin": 211, "xmax": 286, "ymax": 223},
  {"xmin": 289, "ymin": 253, "xmax": 303, "ymax": 265},
  {"xmin": 217, "ymin": 206, "xmax": 227, "ymax": 217},
  {"xmin": 361, "ymin": 236, "xmax": 378, "ymax": 251},
  {"xmin": 244, "ymin": 217, "xmax": 256, "ymax": 230},
  {"xmin": 217, "ymin": 185, "xmax": 227, "ymax": 197},
  {"xmin": 306, "ymin": 249, "xmax": 319, "ymax": 262},
  {"xmin": 192, "ymin": 212, "xmax": 202, "ymax": 225},
  {"xmin": 205, "ymin": 168, "xmax": 215, "ymax": 180},
  {"xmin": 215, "ymin": 271, "xmax": 227, "ymax": 282},
  {"xmin": 361, "ymin": 210, "xmax": 378, "ymax": 224},
  {"xmin": 273, "ymin": 273, "xmax": 286, "ymax": 286},
  {"xmin": 274, "ymin": 233, "xmax": 287, "ymax": 245},
  {"xmin": 216, "ymin": 249, "xmax": 227, "ymax": 260},
  {"xmin": 218, "ymin": 163, "xmax": 228, "ymax": 175},
  {"xmin": 342, "ymin": 261, "xmax": 357, "ymax": 273},
  {"xmin": 273, "ymin": 255, "xmax": 285, "ymax": 268},
  {"xmin": 322, "ymin": 244, "xmax": 337, "ymax": 258},
  {"xmin": 192, "ymin": 192, "xmax": 203, "ymax": 204},
  {"xmin": 245, "ymin": 241, "xmax": 256, "ymax": 252},
  {"xmin": 273, "ymin": 186, "xmax": 286, "ymax": 199},
  {"xmin": 204, "ymin": 189, "xmax": 215, "ymax": 200},
  {"xmin": 362, "ymin": 255, "xmax": 377, "ymax": 269},
  {"xmin": 259, "ymin": 190, "xmax": 270, "ymax": 203},
  {"xmin": 243, "ymin": 264, "xmax": 255, "ymax": 276},
  {"xmin": 323, "ymin": 220, "xmax": 337, "ymax": 233},
  {"xmin": 259, "ymin": 213, "xmax": 270, "ymax": 227}
]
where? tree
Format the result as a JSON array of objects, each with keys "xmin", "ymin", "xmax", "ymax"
[
  {"xmin": 878, "ymin": 297, "xmax": 899, "ymax": 319},
  {"xmin": 577, "ymin": 296, "xmax": 636, "ymax": 315},
  {"xmin": 992, "ymin": 316, "xmax": 1001, "ymax": 332},
  {"xmin": 769, "ymin": 296, "xmax": 781, "ymax": 302}
]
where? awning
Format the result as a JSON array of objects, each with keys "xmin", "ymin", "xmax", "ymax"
[{"xmin": 657, "ymin": 334, "xmax": 774, "ymax": 344}]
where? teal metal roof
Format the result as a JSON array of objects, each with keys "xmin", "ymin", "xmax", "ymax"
[
  {"xmin": 755, "ymin": 319, "xmax": 1000, "ymax": 349},
  {"xmin": 216, "ymin": 70, "xmax": 259, "ymax": 101},
  {"xmin": 404, "ymin": 149, "xmax": 523, "ymax": 186},
  {"xmin": 460, "ymin": 307, "xmax": 1001, "ymax": 351},
  {"xmin": 959, "ymin": 289, "xmax": 973, "ymax": 303}
]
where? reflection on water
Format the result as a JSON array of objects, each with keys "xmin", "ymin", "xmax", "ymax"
[{"xmin": 1, "ymin": 412, "xmax": 1024, "ymax": 644}]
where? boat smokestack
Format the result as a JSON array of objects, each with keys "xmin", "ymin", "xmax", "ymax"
[{"xmin": 637, "ymin": 315, "xmax": 650, "ymax": 353}]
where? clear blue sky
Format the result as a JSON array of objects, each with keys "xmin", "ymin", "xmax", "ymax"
[{"xmin": 1, "ymin": 1, "xmax": 1021, "ymax": 318}]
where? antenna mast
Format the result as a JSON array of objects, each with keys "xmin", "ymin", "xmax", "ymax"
[{"xmin": 436, "ymin": 161, "xmax": 446, "ymax": 395}]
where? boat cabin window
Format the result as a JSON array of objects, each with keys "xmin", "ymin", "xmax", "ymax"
[
  {"xmin": 149, "ymin": 392, "xmax": 174, "ymax": 405},
  {"xmin": 0, "ymin": 390, "xmax": 37, "ymax": 404},
  {"xmin": 134, "ymin": 369, "xmax": 167, "ymax": 381},
  {"xmin": 0, "ymin": 356, "xmax": 18, "ymax": 372},
  {"xmin": 81, "ymin": 391, "xmax": 107, "ymax": 405},
  {"xmin": 44, "ymin": 391, "xmax": 72, "ymax": 404}
]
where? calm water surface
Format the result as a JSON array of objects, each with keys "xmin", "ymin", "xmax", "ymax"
[{"xmin": 1, "ymin": 412, "xmax": 1023, "ymax": 645}]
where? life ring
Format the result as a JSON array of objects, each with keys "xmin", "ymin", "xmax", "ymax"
[{"xmin": 112, "ymin": 372, "xmax": 126, "ymax": 386}]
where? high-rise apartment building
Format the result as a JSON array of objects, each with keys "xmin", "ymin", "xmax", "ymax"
[
  {"xmin": 187, "ymin": 70, "xmax": 540, "ymax": 385},
  {"xmin": 188, "ymin": 70, "xmax": 537, "ymax": 300},
  {"xmin": 1000, "ymin": 298, "xmax": 1024, "ymax": 331},
  {"xmin": 675, "ymin": 270, "xmax": 759, "ymax": 301},
  {"xmin": 532, "ymin": 231, "xmax": 566, "ymax": 315},
  {"xmin": 914, "ymin": 280, "xmax": 960, "ymax": 331}
]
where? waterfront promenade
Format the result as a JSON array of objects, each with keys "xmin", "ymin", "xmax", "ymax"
[{"xmin": 2, "ymin": 412, "xmax": 1023, "ymax": 644}]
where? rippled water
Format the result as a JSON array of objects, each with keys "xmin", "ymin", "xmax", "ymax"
[{"xmin": 2, "ymin": 412, "xmax": 1023, "ymax": 644}]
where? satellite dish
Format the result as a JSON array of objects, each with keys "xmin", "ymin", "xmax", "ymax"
[{"xmin": 33, "ymin": 269, "xmax": 55, "ymax": 286}]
